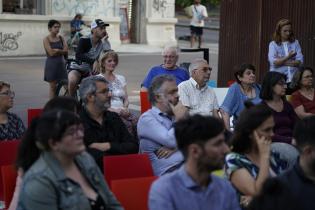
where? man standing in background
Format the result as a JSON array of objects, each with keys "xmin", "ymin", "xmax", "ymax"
[{"xmin": 190, "ymin": 0, "xmax": 208, "ymax": 48}]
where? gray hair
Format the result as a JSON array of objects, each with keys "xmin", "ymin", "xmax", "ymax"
[
  {"xmin": 79, "ymin": 76, "xmax": 109, "ymax": 105},
  {"xmin": 188, "ymin": 58, "xmax": 208, "ymax": 76},
  {"xmin": 162, "ymin": 45, "xmax": 179, "ymax": 56},
  {"xmin": 148, "ymin": 74, "xmax": 176, "ymax": 105}
]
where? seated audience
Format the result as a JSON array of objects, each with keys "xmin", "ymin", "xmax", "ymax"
[
  {"xmin": 138, "ymin": 75, "xmax": 187, "ymax": 176},
  {"xmin": 97, "ymin": 50, "xmax": 138, "ymax": 138},
  {"xmin": 225, "ymin": 102, "xmax": 293, "ymax": 208},
  {"xmin": 260, "ymin": 71, "xmax": 297, "ymax": 143},
  {"xmin": 149, "ymin": 115, "xmax": 240, "ymax": 210},
  {"xmin": 0, "ymin": 80, "xmax": 25, "ymax": 141},
  {"xmin": 79, "ymin": 76, "xmax": 138, "ymax": 169},
  {"xmin": 178, "ymin": 58, "xmax": 219, "ymax": 117},
  {"xmin": 279, "ymin": 116, "xmax": 315, "ymax": 210},
  {"xmin": 220, "ymin": 64, "xmax": 262, "ymax": 131},
  {"xmin": 247, "ymin": 178, "xmax": 299, "ymax": 210},
  {"xmin": 140, "ymin": 45, "xmax": 189, "ymax": 91},
  {"xmin": 290, "ymin": 66, "xmax": 315, "ymax": 118},
  {"xmin": 17, "ymin": 110, "xmax": 122, "ymax": 210},
  {"xmin": 9, "ymin": 96, "xmax": 81, "ymax": 210}
]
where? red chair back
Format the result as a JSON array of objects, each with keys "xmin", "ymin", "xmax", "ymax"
[
  {"xmin": 227, "ymin": 80, "xmax": 235, "ymax": 87},
  {"xmin": 1, "ymin": 165, "xmax": 17, "ymax": 209},
  {"xmin": 27, "ymin": 108, "xmax": 43, "ymax": 127},
  {"xmin": 111, "ymin": 176, "xmax": 157, "ymax": 210},
  {"xmin": 0, "ymin": 140, "xmax": 20, "ymax": 202},
  {"xmin": 103, "ymin": 154, "xmax": 154, "ymax": 188},
  {"xmin": 140, "ymin": 91, "xmax": 151, "ymax": 114}
]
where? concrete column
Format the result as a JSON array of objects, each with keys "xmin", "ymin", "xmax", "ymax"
[{"xmin": 145, "ymin": 0, "xmax": 177, "ymax": 46}]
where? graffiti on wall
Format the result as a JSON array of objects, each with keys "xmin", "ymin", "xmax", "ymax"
[
  {"xmin": 152, "ymin": 0, "xmax": 172, "ymax": 18},
  {"xmin": 52, "ymin": 0, "xmax": 114, "ymax": 16},
  {"xmin": 0, "ymin": 32, "xmax": 22, "ymax": 52}
]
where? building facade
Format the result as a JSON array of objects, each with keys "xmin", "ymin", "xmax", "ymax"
[{"xmin": 0, "ymin": 0, "xmax": 177, "ymax": 56}]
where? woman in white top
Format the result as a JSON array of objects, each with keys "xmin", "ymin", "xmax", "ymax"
[
  {"xmin": 268, "ymin": 18, "xmax": 303, "ymax": 94},
  {"xmin": 97, "ymin": 50, "xmax": 138, "ymax": 138}
]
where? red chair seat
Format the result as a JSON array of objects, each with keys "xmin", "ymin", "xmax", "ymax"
[
  {"xmin": 1, "ymin": 165, "xmax": 17, "ymax": 209},
  {"xmin": 27, "ymin": 108, "xmax": 43, "ymax": 127}
]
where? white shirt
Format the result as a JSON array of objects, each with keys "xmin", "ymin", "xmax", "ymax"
[
  {"xmin": 178, "ymin": 78, "xmax": 219, "ymax": 116},
  {"xmin": 190, "ymin": 4, "xmax": 208, "ymax": 27}
]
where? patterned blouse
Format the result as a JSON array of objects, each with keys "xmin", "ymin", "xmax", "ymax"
[
  {"xmin": 0, "ymin": 112, "xmax": 25, "ymax": 141},
  {"xmin": 225, "ymin": 151, "xmax": 292, "ymax": 196}
]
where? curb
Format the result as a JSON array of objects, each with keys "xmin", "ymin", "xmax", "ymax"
[{"xmin": 176, "ymin": 23, "xmax": 220, "ymax": 31}]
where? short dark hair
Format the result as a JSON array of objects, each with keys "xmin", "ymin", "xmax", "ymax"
[
  {"xmin": 231, "ymin": 102, "xmax": 272, "ymax": 154},
  {"xmin": 234, "ymin": 63, "xmax": 256, "ymax": 84},
  {"xmin": 175, "ymin": 115, "xmax": 225, "ymax": 159},
  {"xmin": 293, "ymin": 116, "xmax": 315, "ymax": 150},
  {"xmin": 148, "ymin": 74, "xmax": 176, "ymax": 105},
  {"xmin": 260, "ymin": 72, "xmax": 286, "ymax": 100},
  {"xmin": 290, "ymin": 66, "xmax": 314, "ymax": 91},
  {"xmin": 48, "ymin": 19, "xmax": 61, "ymax": 28}
]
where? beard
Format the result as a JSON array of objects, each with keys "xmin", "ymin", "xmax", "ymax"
[{"xmin": 95, "ymin": 97, "xmax": 110, "ymax": 111}]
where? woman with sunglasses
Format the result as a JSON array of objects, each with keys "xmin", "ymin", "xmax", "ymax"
[{"xmin": 0, "ymin": 81, "xmax": 25, "ymax": 141}]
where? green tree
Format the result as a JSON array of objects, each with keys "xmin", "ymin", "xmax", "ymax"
[{"xmin": 175, "ymin": 0, "xmax": 220, "ymax": 8}]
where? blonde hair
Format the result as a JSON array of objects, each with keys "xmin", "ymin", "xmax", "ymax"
[{"xmin": 98, "ymin": 50, "xmax": 119, "ymax": 74}]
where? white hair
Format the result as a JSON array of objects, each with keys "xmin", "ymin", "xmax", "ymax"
[{"xmin": 188, "ymin": 58, "xmax": 208, "ymax": 76}]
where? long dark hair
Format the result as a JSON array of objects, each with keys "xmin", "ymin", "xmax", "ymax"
[
  {"xmin": 16, "ymin": 110, "xmax": 81, "ymax": 172},
  {"xmin": 231, "ymin": 102, "xmax": 273, "ymax": 154}
]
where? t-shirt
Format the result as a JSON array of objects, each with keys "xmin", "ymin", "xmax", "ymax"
[{"xmin": 290, "ymin": 90, "xmax": 315, "ymax": 114}]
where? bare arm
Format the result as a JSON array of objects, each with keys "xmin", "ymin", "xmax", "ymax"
[
  {"xmin": 230, "ymin": 131, "xmax": 271, "ymax": 196},
  {"xmin": 294, "ymin": 105, "xmax": 314, "ymax": 119},
  {"xmin": 273, "ymin": 50, "xmax": 297, "ymax": 67},
  {"xmin": 220, "ymin": 109, "xmax": 231, "ymax": 131},
  {"xmin": 43, "ymin": 37, "xmax": 62, "ymax": 57},
  {"xmin": 89, "ymin": 142, "xmax": 111, "ymax": 152},
  {"xmin": 213, "ymin": 109, "xmax": 220, "ymax": 118}
]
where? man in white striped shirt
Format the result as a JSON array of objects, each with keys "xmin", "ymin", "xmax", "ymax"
[{"xmin": 178, "ymin": 58, "xmax": 220, "ymax": 117}]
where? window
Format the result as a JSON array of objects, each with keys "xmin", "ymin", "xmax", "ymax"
[{"xmin": 2, "ymin": 0, "xmax": 44, "ymax": 14}]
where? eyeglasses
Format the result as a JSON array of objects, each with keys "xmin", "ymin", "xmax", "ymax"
[
  {"xmin": 0, "ymin": 90, "xmax": 15, "ymax": 97},
  {"xmin": 276, "ymin": 81, "xmax": 287, "ymax": 86},
  {"xmin": 163, "ymin": 55, "xmax": 177, "ymax": 59},
  {"xmin": 63, "ymin": 125, "xmax": 84, "ymax": 137}
]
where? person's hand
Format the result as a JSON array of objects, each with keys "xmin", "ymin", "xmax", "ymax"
[
  {"xmin": 253, "ymin": 131, "xmax": 271, "ymax": 158},
  {"xmin": 170, "ymin": 101, "xmax": 188, "ymax": 121},
  {"xmin": 155, "ymin": 147, "xmax": 176, "ymax": 159},
  {"xmin": 92, "ymin": 61, "xmax": 100, "ymax": 75},
  {"xmin": 102, "ymin": 32, "xmax": 109, "ymax": 42},
  {"xmin": 119, "ymin": 108, "xmax": 130, "ymax": 118},
  {"xmin": 240, "ymin": 195, "xmax": 252, "ymax": 208},
  {"xmin": 288, "ymin": 50, "xmax": 297, "ymax": 59}
]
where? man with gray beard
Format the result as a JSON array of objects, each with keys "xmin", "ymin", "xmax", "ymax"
[{"xmin": 79, "ymin": 76, "xmax": 138, "ymax": 169}]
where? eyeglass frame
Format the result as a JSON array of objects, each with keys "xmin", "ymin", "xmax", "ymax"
[{"xmin": 0, "ymin": 90, "xmax": 15, "ymax": 97}]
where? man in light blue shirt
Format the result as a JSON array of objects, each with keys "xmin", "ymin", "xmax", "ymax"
[
  {"xmin": 149, "ymin": 115, "xmax": 241, "ymax": 210},
  {"xmin": 137, "ymin": 75, "xmax": 188, "ymax": 176}
]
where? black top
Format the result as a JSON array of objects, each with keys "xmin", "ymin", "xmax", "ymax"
[
  {"xmin": 280, "ymin": 161, "xmax": 315, "ymax": 210},
  {"xmin": 76, "ymin": 37, "xmax": 94, "ymax": 65},
  {"xmin": 80, "ymin": 108, "xmax": 138, "ymax": 168},
  {"xmin": 89, "ymin": 195, "xmax": 107, "ymax": 210}
]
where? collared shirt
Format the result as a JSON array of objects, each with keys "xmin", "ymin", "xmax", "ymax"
[
  {"xmin": 149, "ymin": 165, "xmax": 241, "ymax": 210},
  {"xmin": 178, "ymin": 77, "xmax": 219, "ymax": 116},
  {"xmin": 137, "ymin": 107, "xmax": 184, "ymax": 176},
  {"xmin": 18, "ymin": 151, "xmax": 123, "ymax": 210},
  {"xmin": 80, "ymin": 108, "xmax": 138, "ymax": 167},
  {"xmin": 268, "ymin": 40, "xmax": 303, "ymax": 82},
  {"xmin": 280, "ymin": 161, "xmax": 315, "ymax": 210}
]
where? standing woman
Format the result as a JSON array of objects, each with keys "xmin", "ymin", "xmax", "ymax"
[
  {"xmin": 97, "ymin": 50, "xmax": 138, "ymax": 138},
  {"xmin": 220, "ymin": 63, "xmax": 262, "ymax": 131},
  {"xmin": 260, "ymin": 72, "xmax": 297, "ymax": 144},
  {"xmin": 43, "ymin": 19, "xmax": 68, "ymax": 99},
  {"xmin": 290, "ymin": 67, "xmax": 315, "ymax": 118},
  {"xmin": 268, "ymin": 19, "xmax": 303, "ymax": 93}
]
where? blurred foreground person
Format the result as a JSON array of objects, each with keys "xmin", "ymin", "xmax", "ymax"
[{"xmin": 17, "ymin": 110, "xmax": 122, "ymax": 210}]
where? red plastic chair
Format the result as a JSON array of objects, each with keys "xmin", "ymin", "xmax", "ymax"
[
  {"xmin": 227, "ymin": 80, "xmax": 235, "ymax": 87},
  {"xmin": 140, "ymin": 91, "xmax": 151, "ymax": 114},
  {"xmin": 27, "ymin": 108, "xmax": 43, "ymax": 127},
  {"xmin": 1, "ymin": 165, "xmax": 17, "ymax": 209},
  {"xmin": 111, "ymin": 176, "xmax": 157, "ymax": 210},
  {"xmin": 103, "ymin": 154, "xmax": 154, "ymax": 188},
  {"xmin": 0, "ymin": 140, "xmax": 20, "ymax": 203}
]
